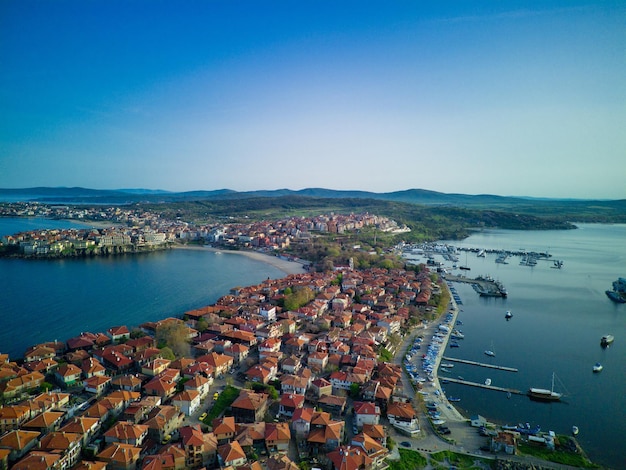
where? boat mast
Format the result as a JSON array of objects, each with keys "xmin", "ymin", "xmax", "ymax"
[{"xmin": 551, "ymin": 372, "xmax": 555, "ymax": 394}]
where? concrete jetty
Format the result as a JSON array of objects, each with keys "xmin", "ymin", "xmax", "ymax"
[
  {"xmin": 442, "ymin": 356, "xmax": 518, "ymax": 372},
  {"xmin": 440, "ymin": 376, "xmax": 524, "ymax": 395},
  {"xmin": 445, "ymin": 274, "xmax": 506, "ymax": 297}
]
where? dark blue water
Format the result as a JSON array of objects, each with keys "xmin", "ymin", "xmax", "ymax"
[{"xmin": 436, "ymin": 224, "xmax": 626, "ymax": 469}]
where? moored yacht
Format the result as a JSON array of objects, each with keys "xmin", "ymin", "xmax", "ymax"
[
  {"xmin": 528, "ymin": 372, "xmax": 562, "ymax": 401},
  {"xmin": 593, "ymin": 362, "xmax": 603, "ymax": 373}
]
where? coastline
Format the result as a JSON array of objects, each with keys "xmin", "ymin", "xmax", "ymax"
[{"xmin": 173, "ymin": 244, "xmax": 307, "ymax": 276}]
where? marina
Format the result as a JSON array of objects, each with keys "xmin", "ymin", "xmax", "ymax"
[{"xmin": 402, "ymin": 225, "xmax": 626, "ymax": 469}]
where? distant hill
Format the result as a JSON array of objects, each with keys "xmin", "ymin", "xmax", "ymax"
[{"xmin": 1, "ymin": 186, "xmax": 625, "ymax": 222}]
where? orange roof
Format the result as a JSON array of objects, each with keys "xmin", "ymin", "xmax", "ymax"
[
  {"xmin": 104, "ymin": 421, "xmax": 148, "ymax": 441},
  {"xmin": 235, "ymin": 422, "xmax": 265, "ymax": 446},
  {"xmin": 212, "ymin": 416, "xmax": 236, "ymax": 435},
  {"xmin": 180, "ymin": 424, "xmax": 204, "ymax": 447},
  {"xmin": 387, "ymin": 402, "xmax": 416, "ymax": 419},
  {"xmin": 97, "ymin": 442, "xmax": 141, "ymax": 464},
  {"xmin": 0, "ymin": 430, "xmax": 40, "ymax": 450},
  {"xmin": 22, "ymin": 411, "xmax": 64, "ymax": 429},
  {"xmin": 218, "ymin": 440, "xmax": 246, "ymax": 463},
  {"xmin": 328, "ymin": 446, "xmax": 373, "ymax": 470},
  {"xmin": 265, "ymin": 422, "xmax": 291, "ymax": 442},
  {"xmin": 73, "ymin": 461, "xmax": 108, "ymax": 470},
  {"xmin": 0, "ymin": 405, "xmax": 29, "ymax": 421},
  {"xmin": 39, "ymin": 431, "xmax": 82, "ymax": 451},
  {"xmin": 231, "ymin": 389, "xmax": 268, "ymax": 411},
  {"xmin": 12, "ymin": 451, "xmax": 61, "ymax": 470},
  {"xmin": 59, "ymin": 416, "xmax": 100, "ymax": 434},
  {"xmin": 292, "ymin": 407, "xmax": 314, "ymax": 423}
]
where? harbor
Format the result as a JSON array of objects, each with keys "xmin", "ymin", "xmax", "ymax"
[{"xmin": 399, "ymin": 225, "xmax": 626, "ymax": 469}]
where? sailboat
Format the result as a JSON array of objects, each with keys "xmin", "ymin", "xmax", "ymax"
[
  {"xmin": 528, "ymin": 372, "xmax": 563, "ymax": 402},
  {"xmin": 459, "ymin": 251, "xmax": 471, "ymax": 271},
  {"xmin": 484, "ymin": 341, "xmax": 496, "ymax": 357}
]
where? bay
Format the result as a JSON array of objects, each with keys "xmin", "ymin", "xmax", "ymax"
[
  {"xmin": 434, "ymin": 224, "xmax": 626, "ymax": 469},
  {"xmin": 0, "ymin": 218, "xmax": 286, "ymax": 360}
]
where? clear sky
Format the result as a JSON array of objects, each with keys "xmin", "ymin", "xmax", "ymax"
[{"xmin": 1, "ymin": 1, "xmax": 624, "ymax": 199}]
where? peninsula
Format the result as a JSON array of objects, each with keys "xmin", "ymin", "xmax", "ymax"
[{"xmin": 0, "ymin": 207, "xmax": 597, "ymax": 470}]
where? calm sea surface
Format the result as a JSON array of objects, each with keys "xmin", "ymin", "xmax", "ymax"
[
  {"xmin": 1, "ymin": 219, "xmax": 624, "ymax": 468},
  {"xmin": 0, "ymin": 217, "xmax": 285, "ymax": 358}
]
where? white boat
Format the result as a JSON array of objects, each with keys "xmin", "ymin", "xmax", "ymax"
[
  {"xmin": 505, "ymin": 310, "xmax": 513, "ymax": 319},
  {"xmin": 484, "ymin": 378, "xmax": 492, "ymax": 386},
  {"xmin": 572, "ymin": 425, "xmax": 579, "ymax": 436},
  {"xmin": 484, "ymin": 350, "xmax": 495, "ymax": 357},
  {"xmin": 593, "ymin": 362, "xmax": 603, "ymax": 373},
  {"xmin": 601, "ymin": 334, "xmax": 614, "ymax": 346}
]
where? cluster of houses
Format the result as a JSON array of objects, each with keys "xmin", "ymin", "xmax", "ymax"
[
  {"xmin": 1, "ymin": 266, "xmax": 438, "ymax": 470},
  {"xmin": 1, "ymin": 204, "xmax": 407, "ymax": 258}
]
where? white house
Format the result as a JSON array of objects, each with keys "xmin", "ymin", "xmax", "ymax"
[
  {"xmin": 353, "ymin": 401, "xmax": 380, "ymax": 429},
  {"xmin": 171, "ymin": 390, "xmax": 201, "ymax": 416},
  {"xmin": 260, "ymin": 304, "xmax": 277, "ymax": 322}
]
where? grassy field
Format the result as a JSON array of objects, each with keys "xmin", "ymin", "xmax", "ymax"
[
  {"xmin": 387, "ymin": 448, "xmax": 428, "ymax": 470},
  {"xmin": 203, "ymin": 385, "xmax": 240, "ymax": 423},
  {"xmin": 517, "ymin": 439, "xmax": 599, "ymax": 468}
]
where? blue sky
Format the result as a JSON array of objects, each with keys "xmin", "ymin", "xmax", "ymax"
[{"xmin": 1, "ymin": 1, "xmax": 624, "ymax": 198}]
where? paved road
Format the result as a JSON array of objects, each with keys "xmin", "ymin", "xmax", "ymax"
[{"xmin": 388, "ymin": 296, "xmax": 492, "ymax": 457}]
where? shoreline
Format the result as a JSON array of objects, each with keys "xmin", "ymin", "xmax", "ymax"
[{"xmin": 173, "ymin": 244, "xmax": 308, "ymax": 276}]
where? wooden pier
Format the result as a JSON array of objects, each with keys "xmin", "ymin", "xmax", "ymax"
[
  {"xmin": 439, "ymin": 376, "xmax": 524, "ymax": 395},
  {"xmin": 442, "ymin": 356, "xmax": 518, "ymax": 372}
]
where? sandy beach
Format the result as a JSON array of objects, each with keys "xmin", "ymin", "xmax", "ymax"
[{"xmin": 173, "ymin": 244, "xmax": 308, "ymax": 276}]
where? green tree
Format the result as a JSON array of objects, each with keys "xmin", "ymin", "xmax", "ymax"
[
  {"xmin": 156, "ymin": 321, "xmax": 191, "ymax": 358},
  {"xmin": 159, "ymin": 346, "xmax": 175, "ymax": 361},
  {"xmin": 40, "ymin": 382, "xmax": 54, "ymax": 393},
  {"xmin": 196, "ymin": 317, "xmax": 208, "ymax": 332},
  {"xmin": 378, "ymin": 348, "xmax": 393, "ymax": 362},
  {"xmin": 283, "ymin": 286, "xmax": 314, "ymax": 311}
]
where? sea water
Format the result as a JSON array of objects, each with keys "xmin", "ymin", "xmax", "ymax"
[{"xmin": 0, "ymin": 218, "xmax": 285, "ymax": 359}]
